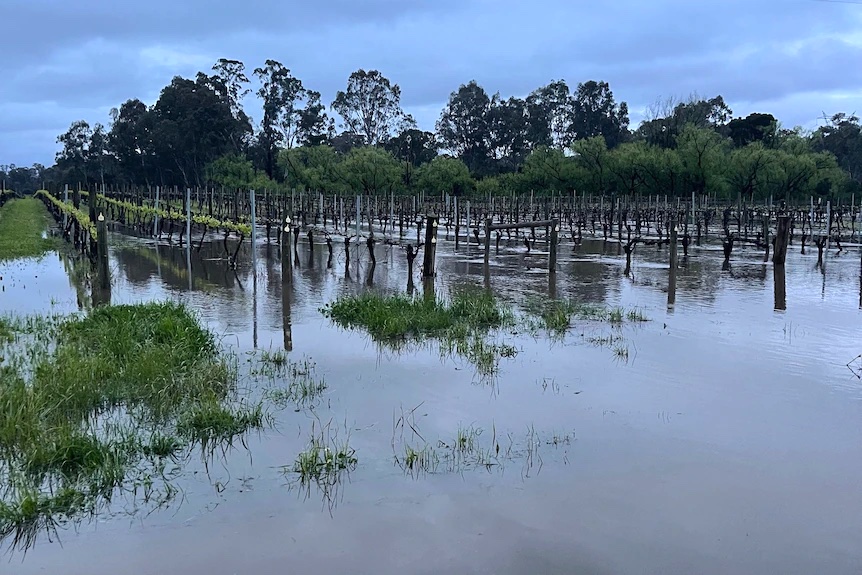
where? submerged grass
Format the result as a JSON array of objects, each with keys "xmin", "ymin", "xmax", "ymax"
[
  {"xmin": 321, "ymin": 288, "xmax": 516, "ymax": 378},
  {"xmin": 0, "ymin": 197, "xmax": 59, "ymax": 261},
  {"xmin": 391, "ymin": 405, "xmax": 562, "ymax": 478},
  {"xmin": 282, "ymin": 417, "xmax": 356, "ymax": 512},
  {"xmin": 523, "ymin": 298, "xmax": 650, "ymax": 335},
  {"xmin": 0, "ymin": 301, "xmax": 267, "ymax": 552},
  {"xmin": 321, "ymin": 288, "xmax": 509, "ymax": 341}
]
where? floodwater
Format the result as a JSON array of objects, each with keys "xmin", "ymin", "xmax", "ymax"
[{"xmin": 2, "ymin": 227, "xmax": 862, "ymax": 575}]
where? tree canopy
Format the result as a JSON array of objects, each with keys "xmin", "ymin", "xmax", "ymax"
[{"xmin": 8, "ymin": 58, "xmax": 859, "ymax": 203}]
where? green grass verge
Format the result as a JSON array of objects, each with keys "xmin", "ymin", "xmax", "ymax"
[{"xmin": 0, "ymin": 197, "xmax": 59, "ymax": 261}]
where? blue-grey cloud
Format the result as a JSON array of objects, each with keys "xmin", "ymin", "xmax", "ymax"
[{"xmin": 2, "ymin": 0, "xmax": 861, "ymax": 166}]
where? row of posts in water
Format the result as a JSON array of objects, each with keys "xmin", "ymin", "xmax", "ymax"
[{"xmin": 58, "ymin": 184, "xmax": 861, "ymax": 243}]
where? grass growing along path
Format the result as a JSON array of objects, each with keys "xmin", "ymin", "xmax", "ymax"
[{"xmin": 0, "ymin": 197, "xmax": 58, "ymax": 261}]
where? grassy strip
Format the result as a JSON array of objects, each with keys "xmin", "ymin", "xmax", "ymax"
[
  {"xmin": 0, "ymin": 197, "xmax": 59, "ymax": 260},
  {"xmin": 0, "ymin": 302, "xmax": 268, "ymax": 551}
]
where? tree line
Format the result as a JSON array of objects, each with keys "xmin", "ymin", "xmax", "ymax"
[{"xmin": 2, "ymin": 58, "xmax": 861, "ymax": 203}]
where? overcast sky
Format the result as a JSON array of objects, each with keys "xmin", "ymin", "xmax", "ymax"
[{"xmin": 2, "ymin": 0, "xmax": 861, "ymax": 167}]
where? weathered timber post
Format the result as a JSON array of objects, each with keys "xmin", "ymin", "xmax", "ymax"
[
  {"xmin": 96, "ymin": 212, "xmax": 110, "ymax": 290},
  {"xmin": 484, "ymin": 218, "xmax": 492, "ymax": 268},
  {"xmin": 282, "ymin": 217, "xmax": 293, "ymax": 276},
  {"xmin": 668, "ymin": 218, "xmax": 678, "ymax": 307},
  {"xmin": 62, "ymin": 185, "xmax": 69, "ymax": 228},
  {"xmin": 88, "ymin": 185, "xmax": 97, "ymax": 224},
  {"xmin": 454, "ymin": 195, "xmax": 460, "ymax": 249},
  {"xmin": 549, "ymin": 218, "xmax": 559, "ymax": 274},
  {"xmin": 773, "ymin": 215, "xmax": 791, "ymax": 265},
  {"xmin": 184, "ymin": 188, "xmax": 191, "ymax": 247},
  {"xmin": 422, "ymin": 215, "xmax": 438, "ymax": 278}
]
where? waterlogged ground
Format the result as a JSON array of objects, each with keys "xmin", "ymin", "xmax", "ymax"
[{"xmin": 2, "ymin": 228, "xmax": 862, "ymax": 575}]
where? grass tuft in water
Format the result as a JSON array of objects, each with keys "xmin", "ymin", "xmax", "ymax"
[
  {"xmin": 320, "ymin": 288, "xmax": 509, "ymax": 341},
  {"xmin": 283, "ymin": 418, "xmax": 356, "ymax": 511},
  {"xmin": 321, "ymin": 288, "xmax": 516, "ymax": 378}
]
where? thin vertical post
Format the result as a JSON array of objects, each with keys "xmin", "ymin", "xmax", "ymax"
[
  {"xmin": 466, "ymin": 200, "xmax": 471, "ymax": 248},
  {"xmin": 484, "ymin": 218, "xmax": 492, "ymax": 267},
  {"xmin": 250, "ymin": 189, "xmax": 257, "ymax": 270},
  {"xmin": 63, "ymin": 184, "xmax": 69, "ymax": 228},
  {"xmin": 355, "ymin": 195, "xmax": 361, "ymax": 238},
  {"xmin": 96, "ymin": 212, "xmax": 110, "ymax": 289},
  {"xmin": 668, "ymin": 218, "xmax": 678, "ymax": 307},
  {"xmin": 422, "ymin": 215, "xmax": 438, "ymax": 278},
  {"xmin": 185, "ymin": 188, "xmax": 191, "ymax": 285},
  {"xmin": 153, "ymin": 185, "xmax": 160, "ymax": 237},
  {"xmin": 549, "ymin": 218, "xmax": 559, "ymax": 274}
]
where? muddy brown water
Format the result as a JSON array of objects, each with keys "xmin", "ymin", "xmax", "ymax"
[{"xmin": 2, "ymin": 230, "xmax": 861, "ymax": 575}]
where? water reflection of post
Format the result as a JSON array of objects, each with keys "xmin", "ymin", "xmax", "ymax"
[
  {"xmin": 91, "ymin": 283, "xmax": 111, "ymax": 308},
  {"xmin": 252, "ymin": 268, "xmax": 259, "ymax": 349},
  {"xmin": 185, "ymin": 188, "xmax": 192, "ymax": 291},
  {"xmin": 282, "ymin": 260, "xmax": 293, "ymax": 352},
  {"xmin": 773, "ymin": 264, "xmax": 786, "ymax": 311},
  {"xmin": 667, "ymin": 218, "xmax": 678, "ymax": 308},
  {"xmin": 281, "ymin": 217, "xmax": 294, "ymax": 351}
]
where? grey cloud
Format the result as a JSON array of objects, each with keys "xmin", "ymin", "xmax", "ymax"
[{"xmin": 2, "ymin": 0, "xmax": 861, "ymax": 165}]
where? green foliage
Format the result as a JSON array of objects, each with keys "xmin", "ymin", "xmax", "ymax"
[
  {"xmin": 27, "ymin": 58, "xmax": 862, "ymax": 201},
  {"xmin": 279, "ymin": 145, "xmax": 343, "ymax": 192},
  {"xmin": 331, "ymin": 69, "xmax": 407, "ymax": 145},
  {"xmin": 206, "ymin": 153, "xmax": 276, "ymax": 190},
  {"xmin": 0, "ymin": 197, "xmax": 59, "ymax": 260},
  {"xmin": 521, "ymin": 147, "xmax": 579, "ymax": 194},
  {"xmin": 416, "ymin": 156, "xmax": 473, "ymax": 196},
  {"xmin": 340, "ymin": 147, "xmax": 402, "ymax": 195}
]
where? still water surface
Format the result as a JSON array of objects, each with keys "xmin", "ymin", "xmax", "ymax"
[{"xmin": 2, "ymin": 231, "xmax": 861, "ymax": 575}]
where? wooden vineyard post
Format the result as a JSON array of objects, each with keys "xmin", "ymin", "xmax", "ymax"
[
  {"xmin": 282, "ymin": 216, "xmax": 293, "ymax": 277},
  {"xmin": 773, "ymin": 215, "xmax": 791, "ymax": 265},
  {"xmin": 62, "ymin": 184, "xmax": 69, "ymax": 228},
  {"xmin": 549, "ymin": 218, "xmax": 559, "ymax": 274},
  {"xmin": 484, "ymin": 218, "xmax": 492, "ymax": 268},
  {"xmin": 422, "ymin": 215, "xmax": 438, "ymax": 278},
  {"xmin": 88, "ymin": 185, "xmax": 97, "ymax": 224},
  {"xmin": 668, "ymin": 218, "xmax": 678, "ymax": 307},
  {"xmin": 96, "ymin": 212, "xmax": 110, "ymax": 289}
]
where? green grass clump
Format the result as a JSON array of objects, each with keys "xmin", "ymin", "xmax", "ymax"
[
  {"xmin": 0, "ymin": 301, "xmax": 267, "ymax": 552},
  {"xmin": 320, "ymin": 288, "xmax": 508, "ymax": 341},
  {"xmin": 283, "ymin": 419, "xmax": 356, "ymax": 509},
  {"xmin": 177, "ymin": 402, "xmax": 267, "ymax": 449},
  {"xmin": 321, "ymin": 288, "xmax": 515, "ymax": 378},
  {"xmin": 0, "ymin": 197, "xmax": 59, "ymax": 260}
]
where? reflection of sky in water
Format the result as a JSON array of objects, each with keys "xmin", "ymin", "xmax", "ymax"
[{"xmin": 3, "ymin": 230, "xmax": 862, "ymax": 575}]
